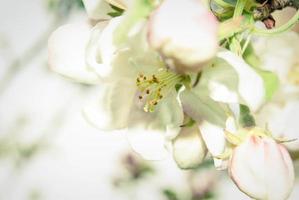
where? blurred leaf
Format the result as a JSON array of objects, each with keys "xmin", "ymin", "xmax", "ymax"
[
  {"xmin": 47, "ymin": 0, "xmax": 84, "ymax": 15},
  {"xmin": 163, "ymin": 189, "xmax": 180, "ymax": 200},
  {"xmin": 107, "ymin": 4, "xmax": 124, "ymax": 17},
  {"xmin": 239, "ymin": 104, "xmax": 255, "ymax": 127},
  {"xmin": 255, "ymin": 69, "xmax": 279, "ymax": 101}
]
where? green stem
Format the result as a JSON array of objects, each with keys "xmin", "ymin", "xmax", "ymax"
[
  {"xmin": 253, "ymin": 9, "xmax": 299, "ymax": 36},
  {"xmin": 233, "ymin": 0, "xmax": 248, "ymax": 18}
]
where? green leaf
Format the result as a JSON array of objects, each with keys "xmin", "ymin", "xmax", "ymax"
[
  {"xmin": 242, "ymin": 42, "xmax": 260, "ymax": 67},
  {"xmin": 180, "ymin": 89, "xmax": 227, "ymax": 127},
  {"xmin": 107, "ymin": 4, "xmax": 125, "ymax": 17},
  {"xmin": 254, "ymin": 68, "xmax": 279, "ymax": 101}
]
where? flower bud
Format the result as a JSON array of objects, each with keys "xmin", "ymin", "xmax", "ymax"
[
  {"xmin": 147, "ymin": 0, "xmax": 218, "ymax": 73},
  {"xmin": 172, "ymin": 125, "xmax": 207, "ymax": 169},
  {"xmin": 229, "ymin": 135, "xmax": 294, "ymax": 200}
]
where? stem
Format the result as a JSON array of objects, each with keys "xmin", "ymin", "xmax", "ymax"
[
  {"xmin": 233, "ymin": 0, "xmax": 248, "ymax": 18},
  {"xmin": 253, "ymin": 9, "xmax": 299, "ymax": 35}
]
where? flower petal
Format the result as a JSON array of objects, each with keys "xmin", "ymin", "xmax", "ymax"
[
  {"xmin": 83, "ymin": 78, "xmax": 136, "ymax": 130},
  {"xmin": 217, "ymin": 51, "xmax": 265, "ymax": 112},
  {"xmin": 253, "ymin": 32, "xmax": 299, "ymax": 83},
  {"xmin": 172, "ymin": 125, "xmax": 207, "ymax": 169},
  {"xmin": 257, "ymin": 101, "xmax": 299, "ymax": 151},
  {"xmin": 198, "ymin": 120, "xmax": 226, "ymax": 169},
  {"xmin": 126, "ymin": 128, "xmax": 169, "ymax": 160},
  {"xmin": 126, "ymin": 91, "xmax": 184, "ymax": 160},
  {"xmin": 229, "ymin": 136, "xmax": 294, "ymax": 200},
  {"xmin": 147, "ymin": 0, "xmax": 218, "ymax": 71},
  {"xmin": 48, "ymin": 22, "xmax": 100, "ymax": 84},
  {"xmin": 86, "ymin": 17, "xmax": 123, "ymax": 78},
  {"xmin": 180, "ymin": 88, "xmax": 227, "ymax": 127}
]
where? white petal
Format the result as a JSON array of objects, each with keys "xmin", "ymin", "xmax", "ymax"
[
  {"xmin": 98, "ymin": 17, "xmax": 122, "ymax": 73},
  {"xmin": 126, "ymin": 128, "xmax": 169, "ymax": 160},
  {"xmin": 198, "ymin": 121, "xmax": 226, "ymax": 169},
  {"xmin": 209, "ymin": 81, "xmax": 239, "ymax": 103},
  {"xmin": 83, "ymin": 78, "xmax": 136, "ymax": 130},
  {"xmin": 126, "ymin": 92, "xmax": 183, "ymax": 160},
  {"xmin": 253, "ymin": 32, "xmax": 299, "ymax": 83},
  {"xmin": 172, "ymin": 125, "xmax": 207, "ymax": 169},
  {"xmin": 257, "ymin": 101, "xmax": 299, "ymax": 151},
  {"xmin": 86, "ymin": 17, "xmax": 123, "ymax": 78},
  {"xmin": 82, "ymin": 0, "xmax": 111, "ymax": 20},
  {"xmin": 48, "ymin": 22, "xmax": 100, "ymax": 84},
  {"xmin": 218, "ymin": 51, "xmax": 265, "ymax": 112}
]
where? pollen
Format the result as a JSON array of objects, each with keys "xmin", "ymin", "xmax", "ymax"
[{"xmin": 136, "ymin": 69, "xmax": 183, "ymax": 112}]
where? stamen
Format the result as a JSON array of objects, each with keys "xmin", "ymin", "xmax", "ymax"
[{"xmin": 136, "ymin": 69, "xmax": 184, "ymax": 112}]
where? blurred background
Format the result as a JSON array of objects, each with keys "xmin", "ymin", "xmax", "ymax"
[{"xmin": 0, "ymin": 0, "xmax": 298, "ymax": 199}]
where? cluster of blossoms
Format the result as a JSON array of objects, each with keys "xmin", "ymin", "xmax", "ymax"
[{"xmin": 48, "ymin": 0, "xmax": 299, "ymax": 199}]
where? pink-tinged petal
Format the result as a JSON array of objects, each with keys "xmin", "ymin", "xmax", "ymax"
[
  {"xmin": 229, "ymin": 135, "xmax": 294, "ymax": 200},
  {"xmin": 172, "ymin": 125, "xmax": 207, "ymax": 169},
  {"xmin": 48, "ymin": 22, "xmax": 100, "ymax": 84},
  {"xmin": 147, "ymin": 0, "xmax": 218, "ymax": 72}
]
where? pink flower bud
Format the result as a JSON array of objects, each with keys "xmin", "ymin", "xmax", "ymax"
[
  {"xmin": 147, "ymin": 0, "xmax": 218, "ymax": 72},
  {"xmin": 229, "ymin": 135, "xmax": 294, "ymax": 200}
]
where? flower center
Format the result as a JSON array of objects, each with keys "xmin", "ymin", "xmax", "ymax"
[{"xmin": 136, "ymin": 69, "xmax": 183, "ymax": 112}]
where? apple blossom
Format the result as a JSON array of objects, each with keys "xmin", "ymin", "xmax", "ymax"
[
  {"xmin": 147, "ymin": 0, "xmax": 219, "ymax": 73},
  {"xmin": 229, "ymin": 132, "xmax": 294, "ymax": 200},
  {"xmin": 46, "ymin": 0, "xmax": 299, "ymax": 199},
  {"xmin": 48, "ymin": 14, "xmax": 266, "ymax": 165}
]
